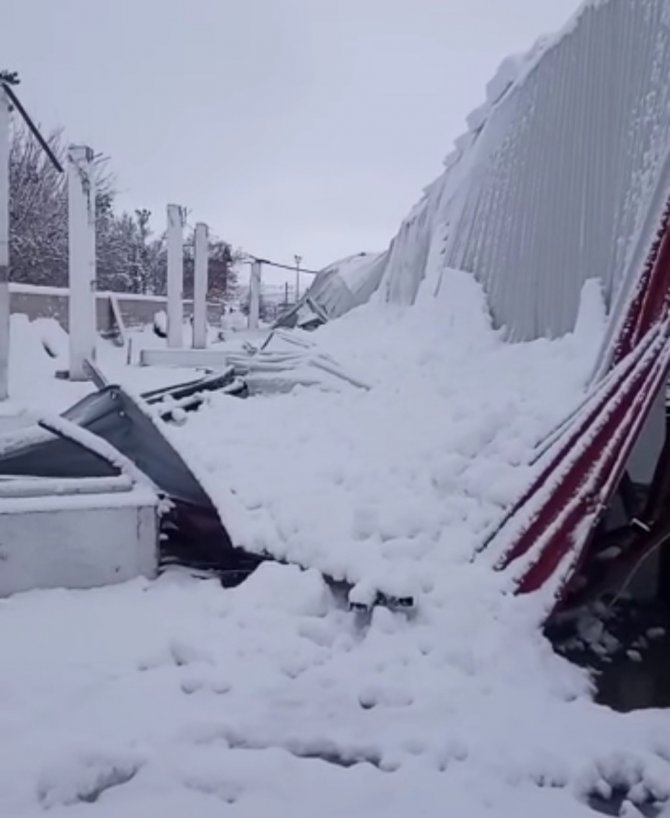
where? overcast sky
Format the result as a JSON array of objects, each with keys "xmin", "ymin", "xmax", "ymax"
[{"xmin": 3, "ymin": 0, "xmax": 581, "ymax": 284}]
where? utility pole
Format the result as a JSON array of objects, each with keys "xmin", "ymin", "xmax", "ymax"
[{"xmin": 294, "ymin": 254, "xmax": 302, "ymax": 303}]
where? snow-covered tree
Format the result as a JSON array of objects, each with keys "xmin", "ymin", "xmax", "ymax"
[
  {"xmin": 182, "ymin": 231, "xmax": 239, "ymax": 301},
  {"xmin": 9, "ymin": 123, "xmax": 238, "ymax": 301},
  {"xmin": 10, "ymin": 125, "xmax": 114, "ymax": 288},
  {"xmin": 96, "ymin": 207, "xmax": 164, "ymax": 294},
  {"xmin": 9, "ymin": 127, "xmax": 68, "ymax": 285},
  {"xmin": 208, "ymin": 238, "xmax": 239, "ymax": 300}
]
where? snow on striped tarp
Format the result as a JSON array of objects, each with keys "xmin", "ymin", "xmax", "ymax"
[{"xmin": 490, "ymin": 196, "xmax": 670, "ymax": 603}]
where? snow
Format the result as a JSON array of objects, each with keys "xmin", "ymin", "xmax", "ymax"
[
  {"xmin": 9, "ymin": 281, "xmax": 209, "ymax": 306},
  {"xmin": 152, "ymin": 309, "xmax": 167, "ymax": 337},
  {"xmin": 0, "ymin": 567, "xmax": 669, "ymax": 817},
  {"xmin": 3, "ymin": 286, "xmax": 670, "ymax": 817},
  {"xmin": 173, "ymin": 269, "xmax": 604, "ymax": 601},
  {"xmin": 3, "ymin": 1, "xmax": 670, "ymax": 815},
  {"xmin": 2, "ymin": 289, "xmax": 670, "ymax": 818},
  {"xmin": 0, "ymin": 484, "xmax": 155, "ymax": 515},
  {"xmin": 4, "ymin": 314, "xmax": 90, "ymax": 413}
]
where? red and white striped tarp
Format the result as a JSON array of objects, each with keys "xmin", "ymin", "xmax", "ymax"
[{"xmin": 488, "ymin": 199, "xmax": 670, "ymax": 603}]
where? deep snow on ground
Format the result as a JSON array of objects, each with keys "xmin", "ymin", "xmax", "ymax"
[
  {"xmin": 3, "ymin": 285, "xmax": 670, "ymax": 816},
  {"xmin": 174, "ymin": 271, "xmax": 604, "ymax": 603},
  {"xmin": 1, "ymin": 569, "xmax": 669, "ymax": 818},
  {"xmin": 2, "ymin": 315, "xmax": 91, "ymax": 415},
  {"xmin": 3, "ymin": 0, "xmax": 670, "ymax": 806}
]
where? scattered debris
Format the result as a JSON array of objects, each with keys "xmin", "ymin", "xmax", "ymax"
[
  {"xmin": 141, "ymin": 367, "xmax": 248, "ymax": 417},
  {"xmin": 226, "ymin": 329, "xmax": 371, "ymax": 394},
  {"xmin": 549, "ymin": 598, "xmax": 670, "ymax": 711},
  {"xmin": 0, "ymin": 385, "xmax": 262, "ymax": 579}
]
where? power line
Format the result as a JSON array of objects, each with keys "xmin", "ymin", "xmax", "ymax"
[
  {"xmin": 179, "ymin": 221, "xmax": 317, "ymax": 275},
  {"xmin": 1, "ymin": 71, "xmax": 324, "ymax": 281},
  {"xmin": 1, "ymin": 76, "xmax": 64, "ymax": 174},
  {"xmin": 241, "ymin": 253, "xmax": 320, "ymax": 276}
]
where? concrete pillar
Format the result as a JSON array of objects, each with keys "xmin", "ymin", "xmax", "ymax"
[
  {"xmin": 248, "ymin": 259, "xmax": 261, "ymax": 330},
  {"xmin": 68, "ymin": 144, "xmax": 97, "ymax": 381},
  {"xmin": 0, "ymin": 90, "xmax": 9, "ymax": 400},
  {"xmin": 192, "ymin": 222, "xmax": 208, "ymax": 349},
  {"xmin": 167, "ymin": 203, "xmax": 185, "ymax": 348}
]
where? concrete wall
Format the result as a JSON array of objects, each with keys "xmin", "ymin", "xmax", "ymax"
[
  {"xmin": 0, "ymin": 492, "xmax": 158, "ymax": 596},
  {"xmin": 9, "ymin": 285, "xmax": 224, "ymax": 335}
]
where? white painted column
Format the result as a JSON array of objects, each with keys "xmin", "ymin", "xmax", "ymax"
[
  {"xmin": 68, "ymin": 145, "xmax": 97, "ymax": 381},
  {"xmin": 248, "ymin": 259, "xmax": 261, "ymax": 330},
  {"xmin": 0, "ymin": 90, "xmax": 9, "ymax": 400},
  {"xmin": 166, "ymin": 203, "xmax": 185, "ymax": 348},
  {"xmin": 192, "ymin": 222, "xmax": 208, "ymax": 349}
]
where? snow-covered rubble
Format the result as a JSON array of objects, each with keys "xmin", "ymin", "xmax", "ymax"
[
  {"xmin": 174, "ymin": 270, "xmax": 604, "ymax": 603},
  {"xmin": 4, "ymin": 302, "xmax": 670, "ymax": 817},
  {"xmin": 3, "ymin": 1, "xmax": 670, "ymax": 815}
]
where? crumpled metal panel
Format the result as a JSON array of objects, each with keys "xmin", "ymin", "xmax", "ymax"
[
  {"xmin": 275, "ymin": 252, "xmax": 387, "ymax": 328},
  {"xmin": 379, "ymin": 0, "xmax": 670, "ymax": 342}
]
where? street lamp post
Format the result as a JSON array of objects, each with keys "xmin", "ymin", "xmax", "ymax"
[{"xmin": 294, "ymin": 254, "xmax": 302, "ymax": 303}]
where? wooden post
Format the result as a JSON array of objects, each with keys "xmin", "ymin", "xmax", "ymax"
[
  {"xmin": 192, "ymin": 222, "xmax": 208, "ymax": 349},
  {"xmin": 0, "ymin": 89, "xmax": 9, "ymax": 400},
  {"xmin": 166, "ymin": 203, "xmax": 185, "ymax": 348},
  {"xmin": 68, "ymin": 144, "xmax": 97, "ymax": 381},
  {"xmin": 248, "ymin": 259, "xmax": 261, "ymax": 330}
]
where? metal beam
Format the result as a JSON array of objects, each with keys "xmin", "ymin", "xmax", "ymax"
[{"xmin": 139, "ymin": 347, "xmax": 231, "ymax": 368}]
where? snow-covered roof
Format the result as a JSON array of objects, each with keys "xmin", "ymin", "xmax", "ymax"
[
  {"xmin": 303, "ymin": 0, "xmax": 670, "ymax": 354},
  {"xmin": 275, "ymin": 252, "xmax": 386, "ymax": 327}
]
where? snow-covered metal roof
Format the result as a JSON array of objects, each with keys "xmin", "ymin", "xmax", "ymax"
[{"xmin": 308, "ymin": 0, "xmax": 670, "ymax": 355}]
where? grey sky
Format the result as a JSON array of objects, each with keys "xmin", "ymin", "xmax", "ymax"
[{"xmin": 4, "ymin": 0, "xmax": 581, "ymax": 284}]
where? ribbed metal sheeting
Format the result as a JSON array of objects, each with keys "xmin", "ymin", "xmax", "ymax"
[
  {"xmin": 446, "ymin": 0, "xmax": 670, "ymax": 341},
  {"xmin": 276, "ymin": 252, "xmax": 388, "ymax": 328},
  {"xmin": 378, "ymin": 0, "xmax": 670, "ymax": 342}
]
